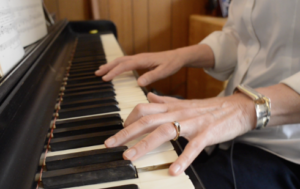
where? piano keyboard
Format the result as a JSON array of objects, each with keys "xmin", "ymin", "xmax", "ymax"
[{"xmin": 36, "ymin": 33, "xmax": 194, "ymax": 189}]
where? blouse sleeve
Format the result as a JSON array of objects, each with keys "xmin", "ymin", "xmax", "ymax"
[
  {"xmin": 200, "ymin": 4, "xmax": 240, "ymax": 81},
  {"xmin": 280, "ymin": 71, "xmax": 300, "ymax": 94}
]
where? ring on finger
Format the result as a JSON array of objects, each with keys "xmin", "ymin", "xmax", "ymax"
[{"xmin": 172, "ymin": 121, "xmax": 181, "ymax": 141}]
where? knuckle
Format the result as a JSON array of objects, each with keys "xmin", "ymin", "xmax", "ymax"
[
  {"xmin": 138, "ymin": 139, "xmax": 150, "ymax": 151},
  {"xmin": 158, "ymin": 124, "xmax": 175, "ymax": 138},
  {"xmin": 189, "ymin": 140, "xmax": 201, "ymax": 150},
  {"xmin": 180, "ymin": 154, "xmax": 191, "ymax": 165},
  {"xmin": 118, "ymin": 128, "xmax": 130, "ymax": 139},
  {"xmin": 135, "ymin": 103, "xmax": 146, "ymax": 113},
  {"xmin": 202, "ymin": 112, "xmax": 217, "ymax": 123},
  {"xmin": 138, "ymin": 116, "xmax": 152, "ymax": 126}
]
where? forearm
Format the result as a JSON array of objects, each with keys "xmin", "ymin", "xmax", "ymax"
[
  {"xmin": 175, "ymin": 44, "xmax": 215, "ymax": 69},
  {"xmin": 256, "ymin": 84, "xmax": 300, "ymax": 127}
]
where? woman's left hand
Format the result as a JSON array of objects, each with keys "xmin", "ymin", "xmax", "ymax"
[{"xmin": 104, "ymin": 92, "xmax": 256, "ymax": 176}]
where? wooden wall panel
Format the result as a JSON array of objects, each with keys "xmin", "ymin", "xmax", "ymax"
[
  {"xmin": 132, "ymin": 0, "xmax": 149, "ymax": 54},
  {"xmin": 58, "ymin": 0, "xmax": 92, "ymax": 21},
  {"xmin": 187, "ymin": 15, "xmax": 227, "ymax": 99},
  {"xmin": 109, "ymin": 0, "xmax": 134, "ymax": 55},
  {"xmin": 91, "ymin": 0, "xmax": 110, "ymax": 20},
  {"xmin": 170, "ymin": 0, "xmax": 206, "ymax": 97},
  {"xmin": 147, "ymin": 0, "xmax": 172, "ymax": 94}
]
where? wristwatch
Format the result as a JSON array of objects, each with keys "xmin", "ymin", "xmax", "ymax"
[{"xmin": 235, "ymin": 84, "xmax": 271, "ymax": 130}]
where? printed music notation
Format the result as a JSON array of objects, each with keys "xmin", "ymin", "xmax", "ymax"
[
  {"xmin": 9, "ymin": 0, "xmax": 47, "ymax": 47},
  {"xmin": 0, "ymin": 1, "xmax": 24, "ymax": 77},
  {"xmin": 0, "ymin": 0, "xmax": 47, "ymax": 77}
]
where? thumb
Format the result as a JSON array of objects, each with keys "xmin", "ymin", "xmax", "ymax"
[{"xmin": 147, "ymin": 92, "xmax": 181, "ymax": 104}]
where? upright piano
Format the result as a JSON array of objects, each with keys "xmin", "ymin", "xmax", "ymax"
[{"xmin": 0, "ymin": 20, "xmax": 205, "ymax": 189}]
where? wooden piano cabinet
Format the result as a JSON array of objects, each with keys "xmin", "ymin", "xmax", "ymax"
[{"xmin": 187, "ymin": 15, "xmax": 228, "ymax": 99}]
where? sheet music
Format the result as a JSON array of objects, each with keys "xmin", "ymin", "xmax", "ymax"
[
  {"xmin": 9, "ymin": 0, "xmax": 47, "ymax": 47},
  {"xmin": 0, "ymin": 1, "xmax": 25, "ymax": 77}
]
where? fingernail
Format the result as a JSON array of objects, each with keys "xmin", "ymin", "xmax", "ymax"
[
  {"xmin": 171, "ymin": 164, "xmax": 181, "ymax": 174},
  {"xmin": 105, "ymin": 137, "xmax": 115, "ymax": 147},
  {"xmin": 124, "ymin": 149, "xmax": 136, "ymax": 159},
  {"xmin": 138, "ymin": 78, "xmax": 146, "ymax": 86},
  {"xmin": 102, "ymin": 75, "xmax": 108, "ymax": 80}
]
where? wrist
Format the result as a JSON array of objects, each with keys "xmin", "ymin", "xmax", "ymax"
[
  {"xmin": 232, "ymin": 92, "xmax": 257, "ymax": 130},
  {"xmin": 176, "ymin": 44, "xmax": 215, "ymax": 68}
]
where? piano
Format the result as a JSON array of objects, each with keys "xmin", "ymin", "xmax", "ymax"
[{"xmin": 0, "ymin": 20, "xmax": 205, "ymax": 189}]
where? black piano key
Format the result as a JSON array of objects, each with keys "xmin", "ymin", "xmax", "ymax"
[
  {"xmin": 69, "ymin": 62, "xmax": 101, "ymax": 73},
  {"xmin": 49, "ymin": 130, "xmax": 120, "ymax": 151},
  {"xmin": 70, "ymin": 61, "xmax": 104, "ymax": 69},
  {"xmin": 42, "ymin": 160, "xmax": 137, "ymax": 189},
  {"xmin": 65, "ymin": 80, "xmax": 111, "ymax": 90},
  {"xmin": 72, "ymin": 55, "xmax": 106, "ymax": 63},
  {"xmin": 55, "ymin": 113, "xmax": 122, "ymax": 128},
  {"xmin": 60, "ymin": 97, "xmax": 117, "ymax": 109},
  {"xmin": 68, "ymin": 67, "xmax": 101, "ymax": 75},
  {"xmin": 74, "ymin": 51, "xmax": 105, "ymax": 58},
  {"xmin": 68, "ymin": 71, "xmax": 100, "ymax": 78},
  {"xmin": 103, "ymin": 185, "xmax": 139, "ymax": 189},
  {"xmin": 70, "ymin": 61, "xmax": 106, "ymax": 68},
  {"xmin": 75, "ymin": 44, "xmax": 103, "ymax": 50},
  {"xmin": 75, "ymin": 49, "xmax": 104, "ymax": 54},
  {"xmin": 65, "ymin": 75, "xmax": 105, "ymax": 85},
  {"xmin": 58, "ymin": 103, "xmax": 120, "ymax": 119},
  {"xmin": 64, "ymin": 83, "xmax": 113, "ymax": 94},
  {"xmin": 61, "ymin": 89, "xmax": 115, "ymax": 103},
  {"xmin": 52, "ymin": 120, "xmax": 123, "ymax": 138},
  {"xmin": 45, "ymin": 146, "xmax": 127, "ymax": 170},
  {"xmin": 75, "ymin": 43, "xmax": 103, "ymax": 48}
]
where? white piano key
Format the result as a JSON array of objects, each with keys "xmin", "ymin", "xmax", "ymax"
[
  {"xmin": 138, "ymin": 176, "xmax": 194, "ymax": 189},
  {"xmin": 134, "ymin": 150, "xmax": 178, "ymax": 169},
  {"xmin": 100, "ymin": 34, "xmax": 124, "ymax": 62},
  {"xmin": 118, "ymin": 99, "xmax": 148, "ymax": 109}
]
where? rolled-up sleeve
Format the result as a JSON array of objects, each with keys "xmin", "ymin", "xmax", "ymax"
[
  {"xmin": 200, "ymin": 5, "xmax": 239, "ymax": 81},
  {"xmin": 280, "ymin": 71, "xmax": 300, "ymax": 94}
]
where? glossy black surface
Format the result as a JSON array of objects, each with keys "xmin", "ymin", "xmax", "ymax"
[{"xmin": 42, "ymin": 160, "xmax": 137, "ymax": 189}]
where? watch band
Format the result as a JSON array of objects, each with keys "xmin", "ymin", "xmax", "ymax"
[{"xmin": 235, "ymin": 84, "xmax": 271, "ymax": 130}]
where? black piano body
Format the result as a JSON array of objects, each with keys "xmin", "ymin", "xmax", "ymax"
[{"xmin": 0, "ymin": 20, "xmax": 205, "ymax": 189}]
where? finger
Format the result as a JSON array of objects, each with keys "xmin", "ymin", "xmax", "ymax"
[
  {"xmin": 169, "ymin": 136, "xmax": 205, "ymax": 176},
  {"xmin": 137, "ymin": 65, "xmax": 168, "ymax": 86},
  {"xmin": 106, "ymin": 110, "xmax": 194, "ymax": 148},
  {"xmin": 95, "ymin": 57, "xmax": 129, "ymax": 77},
  {"xmin": 147, "ymin": 92, "xmax": 181, "ymax": 104},
  {"xmin": 123, "ymin": 122, "xmax": 176, "ymax": 161},
  {"xmin": 124, "ymin": 103, "xmax": 168, "ymax": 127},
  {"xmin": 102, "ymin": 60, "xmax": 142, "ymax": 81}
]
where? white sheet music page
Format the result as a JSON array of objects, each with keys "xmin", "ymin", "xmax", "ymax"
[
  {"xmin": 0, "ymin": 0, "xmax": 25, "ymax": 77},
  {"xmin": 9, "ymin": 0, "xmax": 47, "ymax": 47}
]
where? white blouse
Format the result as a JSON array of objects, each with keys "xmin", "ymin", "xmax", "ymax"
[{"xmin": 201, "ymin": 0, "xmax": 300, "ymax": 164}]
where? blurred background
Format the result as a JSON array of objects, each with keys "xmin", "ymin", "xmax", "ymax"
[{"xmin": 44, "ymin": 0, "xmax": 228, "ymax": 99}]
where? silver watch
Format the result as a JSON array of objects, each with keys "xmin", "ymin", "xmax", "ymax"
[{"xmin": 235, "ymin": 84, "xmax": 271, "ymax": 130}]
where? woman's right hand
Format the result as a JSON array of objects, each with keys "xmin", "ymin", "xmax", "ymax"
[
  {"xmin": 94, "ymin": 50, "xmax": 186, "ymax": 87},
  {"xmin": 95, "ymin": 44, "xmax": 215, "ymax": 87}
]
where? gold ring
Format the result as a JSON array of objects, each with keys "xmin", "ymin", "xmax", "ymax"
[{"xmin": 172, "ymin": 121, "xmax": 181, "ymax": 141}]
